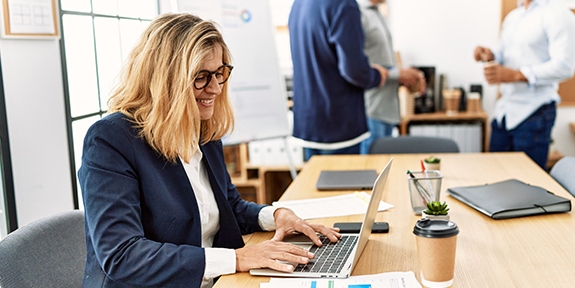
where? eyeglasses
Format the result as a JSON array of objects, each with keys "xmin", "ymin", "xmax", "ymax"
[{"xmin": 193, "ymin": 64, "xmax": 234, "ymax": 90}]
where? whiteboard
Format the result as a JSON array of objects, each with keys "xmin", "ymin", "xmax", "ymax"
[{"xmin": 176, "ymin": 0, "xmax": 290, "ymax": 145}]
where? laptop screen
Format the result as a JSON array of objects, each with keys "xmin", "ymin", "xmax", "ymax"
[{"xmin": 351, "ymin": 158, "xmax": 393, "ymax": 268}]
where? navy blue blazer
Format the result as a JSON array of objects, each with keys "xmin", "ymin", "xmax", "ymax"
[{"xmin": 78, "ymin": 112, "xmax": 266, "ymax": 287}]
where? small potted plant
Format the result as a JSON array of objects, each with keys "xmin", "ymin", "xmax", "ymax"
[
  {"xmin": 423, "ymin": 156, "xmax": 441, "ymax": 171},
  {"xmin": 422, "ymin": 201, "xmax": 450, "ymax": 221}
]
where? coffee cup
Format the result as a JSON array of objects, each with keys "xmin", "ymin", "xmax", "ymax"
[
  {"xmin": 413, "ymin": 218, "xmax": 459, "ymax": 288},
  {"xmin": 483, "ymin": 60, "xmax": 497, "ymax": 68},
  {"xmin": 466, "ymin": 92, "xmax": 481, "ymax": 113},
  {"xmin": 442, "ymin": 89, "xmax": 461, "ymax": 115}
]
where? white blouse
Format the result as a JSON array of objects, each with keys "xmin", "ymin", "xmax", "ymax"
[{"xmin": 180, "ymin": 148, "xmax": 276, "ymax": 287}]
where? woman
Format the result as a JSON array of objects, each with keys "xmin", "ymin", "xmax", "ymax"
[{"xmin": 78, "ymin": 13, "xmax": 340, "ymax": 287}]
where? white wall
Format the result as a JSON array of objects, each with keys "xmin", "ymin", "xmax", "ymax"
[
  {"xmin": 0, "ymin": 38, "xmax": 74, "ymax": 227},
  {"xmin": 0, "ymin": 0, "xmax": 175, "ymax": 229},
  {"xmin": 387, "ymin": 0, "xmax": 575, "ymax": 157}
]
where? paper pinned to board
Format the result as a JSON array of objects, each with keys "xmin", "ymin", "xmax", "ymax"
[
  {"xmin": 272, "ymin": 192, "xmax": 394, "ymax": 220},
  {"xmin": 260, "ymin": 271, "xmax": 422, "ymax": 288}
]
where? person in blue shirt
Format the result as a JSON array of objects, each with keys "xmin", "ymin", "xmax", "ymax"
[
  {"xmin": 78, "ymin": 13, "xmax": 340, "ymax": 288},
  {"xmin": 474, "ymin": 0, "xmax": 575, "ymax": 170},
  {"xmin": 289, "ymin": 0, "xmax": 389, "ymax": 161}
]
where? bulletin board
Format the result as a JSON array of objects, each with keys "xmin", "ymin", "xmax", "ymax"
[
  {"xmin": 0, "ymin": 0, "xmax": 59, "ymax": 39},
  {"xmin": 501, "ymin": 0, "xmax": 575, "ymax": 106}
]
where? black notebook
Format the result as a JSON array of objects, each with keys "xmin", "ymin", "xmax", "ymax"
[{"xmin": 447, "ymin": 179, "xmax": 572, "ymax": 220}]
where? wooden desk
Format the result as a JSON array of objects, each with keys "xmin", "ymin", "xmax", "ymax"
[
  {"xmin": 215, "ymin": 153, "xmax": 575, "ymax": 287},
  {"xmin": 399, "ymin": 111, "xmax": 489, "ymax": 152}
]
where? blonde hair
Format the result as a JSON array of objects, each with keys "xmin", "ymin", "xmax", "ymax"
[{"xmin": 108, "ymin": 13, "xmax": 234, "ymax": 163}]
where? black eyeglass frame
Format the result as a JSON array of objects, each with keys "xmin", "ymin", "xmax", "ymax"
[{"xmin": 193, "ymin": 64, "xmax": 234, "ymax": 90}]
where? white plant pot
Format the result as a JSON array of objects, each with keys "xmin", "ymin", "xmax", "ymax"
[
  {"xmin": 423, "ymin": 162, "xmax": 441, "ymax": 171},
  {"xmin": 421, "ymin": 211, "xmax": 450, "ymax": 221}
]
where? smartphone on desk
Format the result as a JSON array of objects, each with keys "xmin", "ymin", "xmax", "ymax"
[{"xmin": 333, "ymin": 222, "xmax": 389, "ymax": 233}]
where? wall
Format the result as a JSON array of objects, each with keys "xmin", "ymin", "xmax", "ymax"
[
  {"xmin": 0, "ymin": 38, "xmax": 74, "ymax": 227},
  {"xmin": 0, "ymin": 0, "xmax": 177, "ymax": 228},
  {"xmin": 387, "ymin": 0, "xmax": 575, "ymax": 157}
]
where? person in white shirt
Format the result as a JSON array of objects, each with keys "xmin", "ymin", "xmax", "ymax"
[
  {"xmin": 474, "ymin": 0, "xmax": 575, "ymax": 170},
  {"xmin": 78, "ymin": 13, "xmax": 340, "ymax": 288}
]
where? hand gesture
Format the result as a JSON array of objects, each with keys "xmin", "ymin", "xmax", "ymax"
[
  {"xmin": 400, "ymin": 68, "xmax": 426, "ymax": 95},
  {"xmin": 474, "ymin": 46, "xmax": 494, "ymax": 62}
]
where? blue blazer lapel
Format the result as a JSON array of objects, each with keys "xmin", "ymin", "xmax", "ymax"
[{"xmin": 201, "ymin": 142, "xmax": 245, "ymax": 249}]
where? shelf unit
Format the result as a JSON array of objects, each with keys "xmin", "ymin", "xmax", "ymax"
[
  {"xmin": 224, "ymin": 143, "xmax": 301, "ymax": 204},
  {"xmin": 399, "ymin": 110, "xmax": 489, "ymax": 152}
]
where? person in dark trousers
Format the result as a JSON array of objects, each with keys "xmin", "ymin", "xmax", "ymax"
[
  {"xmin": 289, "ymin": 0, "xmax": 389, "ymax": 161},
  {"xmin": 474, "ymin": 0, "xmax": 575, "ymax": 170}
]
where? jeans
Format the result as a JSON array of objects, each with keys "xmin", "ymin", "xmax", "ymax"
[
  {"xmin": 360, "ymin": 118, "xmax": 395, "ymax": 154},
  {"xmin": 489, "ymin": 102, "xmax": 556, "ymax": 170},
  {"xmin": 304, "ymin": 143, "xmax": 361, "ymax": 162}
]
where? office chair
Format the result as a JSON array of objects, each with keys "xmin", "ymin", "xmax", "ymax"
[
  {"xmin": 0, "ymin": 210, "xmax": 86, "ymax": 288},
  {"xmin": 550, "ymin": 156, "xmax": 575, "ymax": 198},
  {"xmin": 369, "ymin": 136, "xmax": 460, "ymax": 154}
]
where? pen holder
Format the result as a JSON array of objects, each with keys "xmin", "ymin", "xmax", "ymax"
[{"xmin": 407, "ymin": 171, "xmax": 443, "ymax": 215}]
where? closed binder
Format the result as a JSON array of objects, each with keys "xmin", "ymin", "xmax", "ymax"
[{"xmin": 447, "ymin": 179, "xmax": 572, "ymax": 219}]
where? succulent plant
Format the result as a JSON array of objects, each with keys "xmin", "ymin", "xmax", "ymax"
[
  {"xmin": 423, "ymin": 201, "xmax": 449, "ymax": 216},
  {"xmin": 424, "ymin": 156, "xmax": 440, "ymax": 164}
]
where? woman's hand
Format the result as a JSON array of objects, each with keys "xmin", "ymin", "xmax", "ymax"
[
  {"xmin": 235, "ymin": 240, "xmax": 314, "ymax": 272},
  {"xmin": 235, "ymin": 208, "xmax": 340, "ymax": 272},
  {"xmin": 271, "ymin": 208, "xmax": 341, "ymax": 247}
]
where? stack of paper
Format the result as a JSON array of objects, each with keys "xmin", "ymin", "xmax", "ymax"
[
  {"xmin": 260, "ymin": 271, "xmax": 422, "ymax": 288},
  {"xmin": 272, "ymin": 192, "xmax": 394, "ymax": 220}
]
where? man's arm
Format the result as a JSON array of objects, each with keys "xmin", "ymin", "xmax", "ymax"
[
  {"xmin": 330, "ymin": 1, "xmax": 382, "ymax": 89},
  {"xmin": 483, "ymin": 63, "xmax": 527, "ymax": 85}
]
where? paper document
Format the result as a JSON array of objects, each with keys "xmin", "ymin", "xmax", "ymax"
[
  {"xmin": 272, "ymin": 192, "xmax": 394, "ymax": 220},
  {"xmin": 260, "ymin": 271, "xmax": 422, "ymax": 288}
]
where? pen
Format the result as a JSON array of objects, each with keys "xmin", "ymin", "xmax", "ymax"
[
  {"xmin": 407, "ymin": 170, "xmax": 433, "ymax": 204},
  {"xmin": 421, "ymin": 160, "xmax": 435, "ymax": 201},
  {"xmin": 407, "ymin": 170, "xmax": 431, "ymax": 204}
]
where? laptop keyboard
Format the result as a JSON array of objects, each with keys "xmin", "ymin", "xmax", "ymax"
[{"xmin": 293, "ymin": 235, "xmax": 358, "ymax": 274}]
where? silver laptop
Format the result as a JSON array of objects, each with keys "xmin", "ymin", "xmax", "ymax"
[
  {"xmin": 315, "ymin": 170, "xmax": 378, "ymax": 191},
  {"xmin": 250, "ymin": 158, "xmax": 393, "ymax": 278}
]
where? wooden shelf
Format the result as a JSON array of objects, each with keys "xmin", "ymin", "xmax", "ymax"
[
  {"xmin": 224, "ymin": 143, "xmax": 300, "ymax": 204},
  {"xmin": 399, "ymin": 110, "xmax": 489, "ymax": 152}
]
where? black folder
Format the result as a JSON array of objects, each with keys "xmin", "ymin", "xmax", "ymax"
[{"xmin": 447, "ymin": 179, "xmax": 572, "ymax": 219}]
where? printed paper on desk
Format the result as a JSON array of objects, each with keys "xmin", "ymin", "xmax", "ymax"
[
  {"xmin": 260, "ymin": 271, "xmax": 422, "ymax": 288},
  {"xmin": 272, "ymin": 192, "xmax": 393, "ymax": 220}
]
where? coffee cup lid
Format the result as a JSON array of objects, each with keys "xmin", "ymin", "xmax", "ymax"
[{"xmin": 413, "ymin": 218, "xmax": 459, "ymax": 238}]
